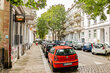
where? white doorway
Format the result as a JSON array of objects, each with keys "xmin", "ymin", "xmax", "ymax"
[{"xmin": 100, "ymin": 28, "xmax": 105, "ymax": 43}]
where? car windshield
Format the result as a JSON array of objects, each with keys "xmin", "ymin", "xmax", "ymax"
[
  {"xmin": 60, "ymin": 41, "xmax": 65, "ymax": 43},
  {"xmin": 47, "ymin": 45, "xmax": 54, "ymax": 50},
  {"xmin": 84, "ymin": 43, "xmax": 90, "ymax": 46},
  {"xmin": 94, "ymin": 44, "xmax": 104, "ymax": 48},
  {"xmin": 67, "ymin": 41, "xmax": 72, "ymax": 43},
  {"xmin": 56, "ymin": 48, "xmax": 76, "ymax": 56}
]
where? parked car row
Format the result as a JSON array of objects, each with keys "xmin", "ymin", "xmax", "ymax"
[
  {"xmin": 73, "ymin": 42, "xmax": 110, "ymax": 55},
  {"xmin": 41, "ymin": 40, "xmax": 79, "ymax": 72},
  {"xmin": 41, "ymin": 40, "xmax": 110, "ymax": 55}
]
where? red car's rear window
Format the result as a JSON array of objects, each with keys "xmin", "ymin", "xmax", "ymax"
[{"xmin": 55, "ymin": 48, "xmax": 76, "ymax": 56}]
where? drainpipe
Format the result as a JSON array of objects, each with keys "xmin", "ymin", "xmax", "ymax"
[{"xmin": 9, "ymin": 4, "xmax": 12, "ymax": 68}]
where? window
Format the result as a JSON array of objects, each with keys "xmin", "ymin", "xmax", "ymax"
[
  {"xmin": 100, "ymin": 19, "xmax": 105, "ymax": 23},
  {"xmin": 55, "ymin": 49, "xmax": 76, "ymax": 56},
  {"xmin": 50, "ymin": 48, "xmax": 55, "ymax": 54},
  {"xmin": 94, "ymin": 30, "xmax": 97, "ymax": 38},
  {"xmin": 20, "ymin": 24, "xmax": 23, "ymax": 44},
  {"xmin": 94, "ymin": 43, "xmax": 104, "ymax": 48},
  {"xmin": 88, "ymin": 19, "xmax": 90, "ymax": 27},
  {"xmin": 82, "ymin": 32, "xmax": 84, "ymax": 37},
  {"xmin": 81, "ymin": 20, "xmax": 84, "ymax": 27},
  {"xmin": 89, "ymin": 30, "xmax": 91, "ymax": 38},
  {"xmin": 94, "ymin": 19, "xmax": 97, "ymax": 25},
  {"xmin": 82, "ymin": 11, "xmax": 84, "ymax": 16},
  {"xmin": 47, "ymin": 45, "xmax": 54, "ymax": 51},
  {"xmin": 14, "ymin": 23, "xmax": 19, "ymax": 45},
  {"xmin": 0, "ymin": 0, "xmax": 4, "ymax": 10},
  {"xmin": 15, "ymin": 23, "xmax": 18, "ymax": 34}
]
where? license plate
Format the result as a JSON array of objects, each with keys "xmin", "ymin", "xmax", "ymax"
[{"xmin": 63, "ymin": 63, "xmax": 72, "ymax": 66}]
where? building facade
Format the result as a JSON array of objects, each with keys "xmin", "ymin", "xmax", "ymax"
[
  {"xmin": 64, "ymin": 4, "xmax": 110, "ymax": 45},
  {"xmin": 0, "ymin": 0, "xmax": 11, "ymax": 68},
  {"xmin": 83, "ymin": 9, "xmax": 110, "ymax": 44},
  {"xmin": 63, "ymin": 4, "xmax": 84, "ymax": 42},
  {"xmin": 0, "ymin": 0, "xmax": 36, "ymax": 68}
]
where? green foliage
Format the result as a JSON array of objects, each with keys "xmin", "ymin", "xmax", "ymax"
[
  {"xmin": 37, "ymin": 16, "xmax": 48, "ymax": 39},
  {"xmin": 7, "ymin": 0, "xmax": 47, "ymax": 10},
  {"xmin": 37, "ymin": 4, "xmax": 66, "ymax": 39},
  {"xmin": 75, "ymin": 0, "xmax": 110, "ymax": 20},
  {"xmin": 44, "ymin": 5, "xmax": 66, "ymax": 31},
  {"xmin": 74, "ymin": 13, "xmax": 81, "ymax": 18}
]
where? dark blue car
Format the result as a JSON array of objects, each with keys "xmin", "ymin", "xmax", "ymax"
[{"xmin": 83, "ymin": 43, "xmax": 93, "ymax": 51}]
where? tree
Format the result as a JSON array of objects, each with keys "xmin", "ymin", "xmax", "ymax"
[
  {"xmin": 7, "ymin": 0, "xmax": 47, "ymax": 10},
  {"xmin": 37, "ymin": 16, "xmax": 48, "ymax": 39},
  {"xmin": 43, "ymin": 5, "xmax": 66, "ymax": 40},
  {"xmin": 36, "ymin": 5, "xmax": 66, "ymax": 40},
  {"xmin": 75, "ymin": 0, "xmax": 110, "ymax": 20}
]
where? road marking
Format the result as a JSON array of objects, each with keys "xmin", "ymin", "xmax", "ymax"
[
  {"xmin": 79, "ymin": 63, "xmax": 86, "ymax": 66},
  {"xmin": 94, "ymin": 61, "xmax": 103, "ymax": 65},
  {"xmin": 39, "ymin": 45, "xmax": 52, "ymax": 73}
]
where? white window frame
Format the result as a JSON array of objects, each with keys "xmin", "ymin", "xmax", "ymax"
[
  {"xmin": 94, "ymin": 30, "xmax": 97, "ymax": 38},
  {"xmin": 89, "ymin": 30, "xmax": 91, "ymax": 38}
]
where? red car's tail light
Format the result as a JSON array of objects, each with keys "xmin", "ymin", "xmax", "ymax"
[
  {"xmin": 54, "ymin": 55, "xmax": 58, "ymax": 61},
  {"xmin": 75, "ymin": 54, "xmax": 78, "ymax": 59}
]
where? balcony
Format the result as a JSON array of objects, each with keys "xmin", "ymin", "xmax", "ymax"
[{"xmin": 69, "ymin": 20, "xmax": 74, "ymax": 25}]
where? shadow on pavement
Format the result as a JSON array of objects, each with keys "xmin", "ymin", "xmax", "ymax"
[
  {"xmin": 52, "ymin": 68, "xmax": 79, "ymax": 73},
  {"xmin": 0, "ymin": 69, "xmax": 9, "ymax": 73}
]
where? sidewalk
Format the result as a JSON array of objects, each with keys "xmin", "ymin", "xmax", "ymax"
[{"xmin": 3, "ymin": 44, "xmax": 46, "ymax": 73}]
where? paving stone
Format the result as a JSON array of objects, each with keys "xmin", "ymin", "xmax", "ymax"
[{"xmin": 3, "ymin": 44, "xmax": 46, "ymax": 73}]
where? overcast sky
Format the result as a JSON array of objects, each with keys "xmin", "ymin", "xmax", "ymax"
[{"xmin": 36, "ymin": 0, "xmax": 74, "ymax": 17}]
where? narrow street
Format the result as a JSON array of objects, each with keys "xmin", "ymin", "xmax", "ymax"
[
  {"xmin": 1, "ymin": 0, "xmax": 110, "ymax": 73},
  {"xmin": 2, "ymin": 45, "xmax": 110, "ymax": 73},
  {"xmin": 77, "ymin": 50, "xmax": 110, "ymax": 66}
]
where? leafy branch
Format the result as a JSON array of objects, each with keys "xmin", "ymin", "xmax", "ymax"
[{"xmin": 7, "ymin": 0, "xmax": 47, "ymax": 10}]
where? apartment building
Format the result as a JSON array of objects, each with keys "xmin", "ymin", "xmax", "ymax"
[
  {"xmin": 64, "ymin": 4, "xmax": 110, "ymax": 45},
  {"xmin": 83, "ymin": 9, "xmax": 110, "ymax": 44},
  {"xmin": 63, "ymin": 4, "xmax": 84, "ymax": 42}
]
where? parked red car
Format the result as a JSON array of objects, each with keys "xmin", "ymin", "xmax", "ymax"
[{"xmin": 48, "ymin": 46, "xmax": 78, "ymax": 72}]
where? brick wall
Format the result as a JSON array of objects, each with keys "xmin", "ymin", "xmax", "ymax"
[{"xmin": 0, "ymin": 0, "xmax": 10, "ymax": 68}]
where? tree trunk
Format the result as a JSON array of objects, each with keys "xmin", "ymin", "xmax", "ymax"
[
  {"xmin": 52, "ymin": 30, "xmax": 54, "ymax": 41},
  {"xmin": 58, "ymin": 31, "xmax": 60, "ymax": 41},
  {"xmin": 55, "ymin": 32, "xmax": 57, "ymax": 41}
]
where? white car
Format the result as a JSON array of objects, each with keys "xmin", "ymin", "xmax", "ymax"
[{"xmin": 92, "ymin": 43, "xmax": 110, "ymax": 55}]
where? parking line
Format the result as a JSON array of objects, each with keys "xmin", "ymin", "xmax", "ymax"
[
  {"xmin": 94, "ymin": 61, "xmax": 103, "ymax": 65},
  {"xmin": 79, "ymin": 63, "xmax": 86, "ymax": 66},
  {"xmin": 39, "ymin": 45, "xmax": 52, "ymax": 73}
]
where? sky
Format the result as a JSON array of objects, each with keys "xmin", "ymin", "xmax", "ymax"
[{"xmin": 36, "ymin": 0, "xmax": 74, "ymax": 17}]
